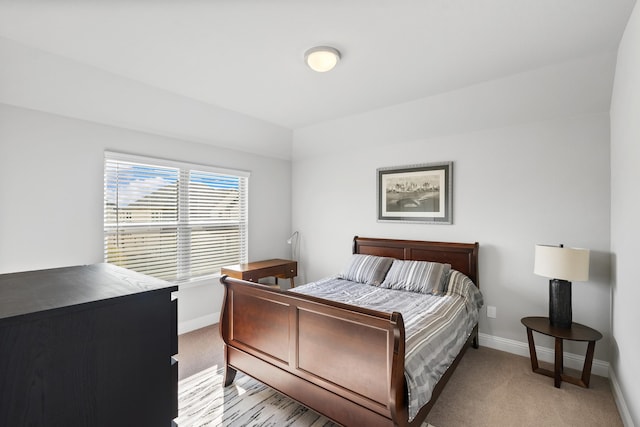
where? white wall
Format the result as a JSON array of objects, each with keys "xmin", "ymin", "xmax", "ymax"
[
  {"xmin": 0, "ymin": 104, "xmax": 292, "ymax": 332},
  {"xmin": 610, "ymin": 2, "xmax": 640, "ymax": 425},
  {"xmin": 293, "ymin": 53, "xmax": 616, "ymax": 160},
  {"xmin": 0, "ymin": 37, "xmax": 292, "ymax": 160},
  {"xmin": 292, "ymin": 55, "xmax": 613, "ymax": 362}
]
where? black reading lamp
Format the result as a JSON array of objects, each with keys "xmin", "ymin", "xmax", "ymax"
[{"xmin": 534, "ymin": 244, "xmax": 590, "ymax": 329}]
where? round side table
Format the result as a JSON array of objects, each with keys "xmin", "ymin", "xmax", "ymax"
[{"xmin": 521, "ymin": 316, "xmax": 602, "ymax": 388}]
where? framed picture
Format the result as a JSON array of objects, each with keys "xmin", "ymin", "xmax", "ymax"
[{"xmin": 377, "ymin": 161, "xmax": 453, "ymax": 224}]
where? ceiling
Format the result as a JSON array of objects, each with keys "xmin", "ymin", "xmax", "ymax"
[{"xmin": 0, "ymin": 0, "xmax": 636, "ymax": 131}]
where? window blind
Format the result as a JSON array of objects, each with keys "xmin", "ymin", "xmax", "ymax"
[{"xmin": 104, "ymin": 152, "xmax": 248, "ymax": 282}]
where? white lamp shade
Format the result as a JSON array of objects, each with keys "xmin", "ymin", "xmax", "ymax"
[
  {"xmin": 305, "ymin": 46, "xmax": 340, "ymax": 72},
  {"xmin": 534, "ymin": 244, "xmax": 590, "ymax": 281}
]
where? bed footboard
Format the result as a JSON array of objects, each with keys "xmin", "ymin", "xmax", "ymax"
[{"xmin": 219, "ymin": 276, "xmax": 408, "ymax": 427}]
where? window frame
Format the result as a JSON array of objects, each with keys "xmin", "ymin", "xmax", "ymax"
[{"xmin": 104, "ymin": 151, "xmax": 249, "ymax": 285}]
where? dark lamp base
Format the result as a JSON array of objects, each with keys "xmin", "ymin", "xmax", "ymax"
[{"xmin": 549, "ymin": 279, "xmax": 572, "ymax": 328}]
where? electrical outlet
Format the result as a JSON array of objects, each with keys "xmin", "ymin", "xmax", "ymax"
[{"xmin": 487, "ymin": 306, "xmax": 497, "ymax": 318}]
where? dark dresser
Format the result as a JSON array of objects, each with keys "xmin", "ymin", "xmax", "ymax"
[{"xmin": 0, "ymin": 263, "xmax": 178, "ymax": 427}]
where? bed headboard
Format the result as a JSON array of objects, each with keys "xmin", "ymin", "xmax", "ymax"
[{"xmin": 353, "ymin": 236, "xmax": 479, "ymax": 288}]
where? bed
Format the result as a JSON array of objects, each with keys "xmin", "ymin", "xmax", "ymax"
[{"xmin": 219, "ymin": 236, "xmax": 481, "ymax": 427}]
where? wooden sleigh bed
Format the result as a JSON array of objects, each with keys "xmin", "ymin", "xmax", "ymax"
[{"xmin": 219, "ymin": 236, "xmax": 480, "ymax": 427}]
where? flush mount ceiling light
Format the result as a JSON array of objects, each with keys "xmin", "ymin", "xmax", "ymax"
[{"xmin": 304, "ymin": 46, "xmax": 341, "ymax": 72}]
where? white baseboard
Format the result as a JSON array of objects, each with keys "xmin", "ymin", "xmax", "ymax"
[
  {"xmin": 478, "ymin": 332, "xmax": 609, "ymax": 378},
  {"xmin": 608, "ymin": 366, "xmax": 635, "ymax": 427},
  {"xmin": 178, "ymin": 311, "xmax": 220, "ymax": 335}
]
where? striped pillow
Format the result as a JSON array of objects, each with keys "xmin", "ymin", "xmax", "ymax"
[
  {"xmin": 339, "ymin": 254, "xmax": 394, "ymax": 285},
  {"xmin": 379, "ymin": 260, "xmax": 451, "ymax": 294}
]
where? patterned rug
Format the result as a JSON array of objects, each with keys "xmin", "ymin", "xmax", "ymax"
[{"xmin": 176, "ymin": 366, "xmax": 436, "ymax": 427}]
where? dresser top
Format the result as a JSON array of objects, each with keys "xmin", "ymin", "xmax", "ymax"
[{"xmin": 0, "ymin": 263, "xmax": 177, "ymax": 321}]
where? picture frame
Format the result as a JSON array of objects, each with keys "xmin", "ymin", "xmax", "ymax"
[{"xmin": 377, "ymin": 161, "xmax": 453, "ymax": 224}]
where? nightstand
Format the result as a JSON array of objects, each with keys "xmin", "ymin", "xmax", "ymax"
[
  {"xmin": 521, "ymin": 316, "xmax": 602, "ymax": 388},
  {"xmin": 221, "ymin": 259, "xmax": 297, "ymax": 288}
]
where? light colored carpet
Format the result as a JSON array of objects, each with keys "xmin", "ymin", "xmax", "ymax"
[{"xmin": 176, "ymin": 366, "xmax": 436, "ymax": 427}]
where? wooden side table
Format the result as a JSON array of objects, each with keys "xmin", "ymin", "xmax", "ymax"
[
  {"xmin": 221, "ymin": 259, "xmax": 297, "ymax": 288},
  {"xmin": 521, "ymin": 316, "xmax": 602, "ymax": 388}
]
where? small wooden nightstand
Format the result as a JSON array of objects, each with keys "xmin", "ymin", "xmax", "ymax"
[
  {"xmin": 521, "ymin": 316, "xmax": 602, "ymax": 388},
  {"xmin": 221, "ymin": 259, "xmax": 297, "ymax": 288}
]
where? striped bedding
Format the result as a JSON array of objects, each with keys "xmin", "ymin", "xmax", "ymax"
[{"xmin": 290, "ymin": 276, "xmax": 482, "ymax": 421}]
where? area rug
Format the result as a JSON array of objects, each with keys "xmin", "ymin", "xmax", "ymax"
[{"xmin": 176, "ymin": 366, "xmax": 435, "ymax": 427}]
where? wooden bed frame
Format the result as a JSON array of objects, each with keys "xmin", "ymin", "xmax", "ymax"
[{"xmin": 219, "ymin": 236, "xmax": 479, "ymax": 427}]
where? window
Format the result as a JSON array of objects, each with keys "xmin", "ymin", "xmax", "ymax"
[{"xmin": 104, "ymin": 152, "xmax": 248, "ymax": 282}]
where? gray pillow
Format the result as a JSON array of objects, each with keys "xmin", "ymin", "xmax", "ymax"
[
  {"xmin": 339, "ymin": 254, "xmax": 394, "ymax": 285},
  {"xmin": 380, "ymin": 260, "xmax": 451, "ymax": 294}
]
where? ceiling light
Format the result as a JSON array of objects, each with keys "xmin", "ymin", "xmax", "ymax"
[{"xmin": 304, "ymin": 46, "xmax": 341, "ymax": 72}]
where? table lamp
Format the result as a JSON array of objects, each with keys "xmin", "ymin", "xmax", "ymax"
[{"xmin": 534, "ymin": 244, "xmax": 590, "ymax": 328}]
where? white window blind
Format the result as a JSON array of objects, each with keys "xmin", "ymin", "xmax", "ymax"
[{"xmin": 104, "ymin": 152, "xmax": 249, "ymax": 282}]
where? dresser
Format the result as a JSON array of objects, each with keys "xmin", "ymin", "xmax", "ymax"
[{"xmin": 0, "ymin": 263, "xmax": 178, "ymax": 427}]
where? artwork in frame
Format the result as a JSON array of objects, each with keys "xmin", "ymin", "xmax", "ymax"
[{"xmin": 377, "ymin": 162, "xmax": 453, "ymax": 224}]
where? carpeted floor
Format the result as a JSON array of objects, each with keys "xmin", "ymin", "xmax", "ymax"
[{"xmin": 176, "ymin": 324, "xmax": 623, "ymax": 427}]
